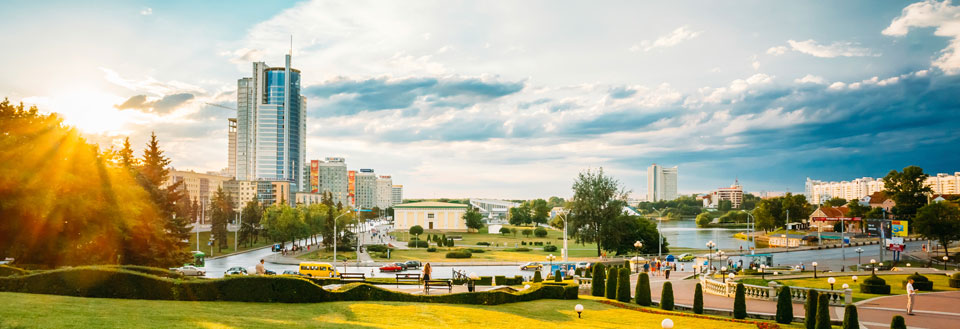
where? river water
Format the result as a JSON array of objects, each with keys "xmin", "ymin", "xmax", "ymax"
[{"xmin": 658, "ymin": 219, "xmax": 745, "ymax": 251}]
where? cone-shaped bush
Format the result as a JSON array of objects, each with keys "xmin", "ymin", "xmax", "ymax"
[
  {"xmin": 890, "ymin": 315, "xmax": 906, "ymax": 329},
  {"xmin": 805, "ymin": 290, "xmax": 819, "ymax": 329},
  {"xmin": 555, "ymin": 270, "xmax": 562, "ymax": 282},
  {"xmin": 636, "ymin": 272, "xmax": 652, "ymax": 306},
  {"xmin": 605, "ymin": 267, "xmax": 619, "ymax": 299},
  {"xmin": 591, "ymin": 264, "xmax": 606, "ymax": 297},
  {"xmin": 693, "ymin": 283, "xmax": 704, "ymax": 314},
  {"xmin": 842, "ymin": 305, "xmax": 859, "ymax": 329},
  {"xmin": 734, "ymin": 283, "xmax": 747, "ymax": 319},
  {"xmin": 533, "ymin": 270, "xmax": 542, "ymax": 283},
  {"xmin": 816, "ymin": 294, "xmax": 830, "ymax": 329},
  {"xmin": 617, "ymin": 266, "xmax": 631, "ymax": 302},
  {"xmin": 776, "ymin": 286, "xmax": 793, "ymax": 324},
  {"xmin": 661, "ymin": 281, "xmax": 675, "ymax": 310}
]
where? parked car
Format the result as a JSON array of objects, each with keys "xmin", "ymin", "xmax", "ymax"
[
  {"xmin": 520, "ymin": 262, "xmax": 543, "ymax": 271},
  {"xmin": 379, "ymin": 263, "xmax": 403, "ymax": 272},
  {"xmin": 170, "ymin": 265, "xmax": 205, "ymax": 277},
  {"xmin": 395, "ymin": 262, "xmax": 409, "ymax": 270},
  {"xmin": 264, "ymin": 269, "xmax": 276, "ymax": 275},
  {"xmin": 404, "ymin": 260, "xmax": 421, "ymax": 269},
  {"xmin": 281, "ymin": 270, "xmax": 302, "ymax": 276},
  {"xmin": 224, "ymin": 266, "xmax": 247, "ymax": 276},
  {"xmin": 576, "ymin": 262, "xmax": 591, "ymax": 269},
  {"xmin": 678, "ymin": 254, "xmax": 695, "ymax": 262},
  {"xmin": 271, "ymin": 243, "xmax": 283, "ymax": 252}
]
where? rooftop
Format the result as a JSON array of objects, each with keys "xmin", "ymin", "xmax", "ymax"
[{"xmin": 394, "ymin": 201, "xmax": 468, "ymax": 209}]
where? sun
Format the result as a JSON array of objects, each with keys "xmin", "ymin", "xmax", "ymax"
[{"xmin": 40, "ymin": 89, "xmax": 133, "ymax": 135}]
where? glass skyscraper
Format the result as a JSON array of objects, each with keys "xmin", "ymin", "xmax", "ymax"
[{"xmin": 234, "ymin": 54, "xmax": 307, "ymax": 192}]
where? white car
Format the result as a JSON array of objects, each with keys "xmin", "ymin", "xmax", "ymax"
[{"xmin": 171, "ymin": 265, "xmax": 205, "ymax": 276}]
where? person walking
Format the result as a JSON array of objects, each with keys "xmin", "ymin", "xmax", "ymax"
[
  {"xmin": 906, "ymin": 278, "xmax": 917, "ymax": 315},
  {"xmin": 665, "ymin": 263, "xmax": 671, "ymax": 279},
  {"xmin": 255, "ymin": 259, "xmax": 266, "ymax": 275}
]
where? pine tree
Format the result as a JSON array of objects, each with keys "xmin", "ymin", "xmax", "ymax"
[
  {"xmin": 136, "ymin": 131, "xmax": 189, "ymax": 263},
  {"xmin": 209, "ymin": 186, "xmax": 233, "ymax": 252},
  {"xmin": 805, "ymin": 290, "xmax": 819, "ymax": 329},
  {"xmin": 815, "ymin": 294, "xmax": 830, "ymax": 329},
  {"xmin": 118, "ymin": 137, "xmax": 139, "ymax": 168},
  {"xmin": 591, "ymin": 264, "xmax": 606, "ymax": 297},
  {"xmin": 776, "ymin": 286, "xmax": 794, "ymax": 324},
  {"xmin": 616, "ymin": 267, "xmax": 631, "ymax": 302},
  {"xmin": 660, "ymin": 281, "xmax": 675, "ymax": 310},
  {"xmin": 693, "ymin": 283, "xmax": 704, "ymax": 314},
  {"xmin": 605, "ymin": 267, "xmax": 619, "ymax": 299},
  {"xmin": 734, "ymin": 283, "xmax": 747, "ymax": 319}
]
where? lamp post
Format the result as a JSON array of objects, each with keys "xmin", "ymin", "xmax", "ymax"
[
  {"xmin": 468, "ymin": 272, "xmax": 478, "ymax": 292},
  {"xmin": 634, "ymin": 241, "xmax": 643, "ymax": 273},
  {"xmin": 856, "ymin": 248, "xmax": 864, "ymax": 272},
  {"xmin": 812, "ymin": 261, "xmax": 818, "ymax": 279},
  {"xmin": 721, "ymin": 266, "xmax": 728, "ymax": 282},
  {"xmin": 706, "ymin": 241, "xmax": 716, "ymax": 269},
  {"xmin": 575, "ymin": 304, "xmax": 584, "ymax": 319},
  {"xmin": 760, "ymin": 264, "xmax": 766, "ymax": 280},
  {"xmin": 944, "ymin": 256, "xmax": 950, "ymax": 270},
  {"xmin": 717, "ymin": 250, "xmax": 725, "ymax": 270},
  {"xmin": 827, "ymin": 277, "xmax": 836, "ymax": 290},
  {"xmin": 653, "ymin": 207, "xmax": 665, "ymax": 259},
  {"xmin": 870, "ymin": 259, "xmax": 877, "ymax": 275},
  {"xmin": 559, "ymin": 209, "xmax": 570, "ymax": 262},
  {"xmin": 547, "ymin": 254, "xmax": 556, "ymax": 273}
]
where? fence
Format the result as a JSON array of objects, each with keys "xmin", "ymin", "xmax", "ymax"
[{"xmin": 700, "ymin": 276, "xmax": 851, "ymax": 305}]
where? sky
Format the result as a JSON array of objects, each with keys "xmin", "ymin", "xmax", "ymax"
[{"xmin": 2, "ymin": 0, "xmax": 960, "ymax": 200}]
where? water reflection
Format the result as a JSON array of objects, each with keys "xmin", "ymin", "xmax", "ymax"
[{"xmin": 658, "ymin": 219, "xmax": 747, "ymax": 250}]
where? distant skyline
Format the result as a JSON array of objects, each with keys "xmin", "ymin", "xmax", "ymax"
[{"xmin": 2, "ymin": 0, "xmax": 959, "ymax": 199}]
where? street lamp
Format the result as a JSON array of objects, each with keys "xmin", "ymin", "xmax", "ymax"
[
  {"xmin": 706, "ymin": 241, "xmax": 716, "ymax": 269},
  {"xmin": 721, "ymin": 266, "xmax": 728, "ymax": 282},
  {"xmin": 852, "ymin": 275, "xmax": 858, "ymax": 283},
  {"xmin": 856, "ymin": 248, "xmax": 864, "ymax": 272},
  {"xmin": 944, "ymin": 256, "xmax": 950, "ymax": 270},
  {"xmin": 728, "ymin": 272, "xmax": 735, "ymax": 283},
  {"xmin": 661, "ymin": 319, "xmax": 674, "ymax": 329},
  {"xmin": 634, "ymin": 241, "xmax": 643, "ymax": 273},
  {"xmin": 870, "ymin": 259, "xmax": 877, "ymax": 275},
  {"xmin": 759, "ymin": 264, "xmax": 766, "ymax": 280},
  {"xmin": 827, "ymin": 277, "xmax": 836, "ymax": 290},
  {"xmin": 575, "ymin": 304, "xmax": 584, "ymax": 319},
  {"xmin": 653, "ymin": 207, "xmax": 665, "ymax": 258},
  {"xmin": 547, "ymin": 254, "xmax": 556, "ymax": 272},
  {"xmin": 812, "ymin": 261, "xmax": 818, "ymax": 278},
  {"xmin": 558, "ymin": 209, "xmax": 570, "ymax": 262}
]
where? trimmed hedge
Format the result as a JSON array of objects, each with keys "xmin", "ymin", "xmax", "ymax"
[
  {"xmin": 815, "ymin": 294, "xmax": 830, "ymax": 329},
  {"xmin": 476, "ymin": 242, "xmax": 490, "ymax": 246},
  {"xmin": 693, "ymin": 283, "xmax": 703, "ymax": 314},
  {"xmin": 366, "ymin": 244, "xmax": 390, "ymax": 253},
  {"xmin": 0, "ymin": 265, "xmax": 30, "ymax": 277},
  {"xmin": 776, "ymin": 285, "xmax": 793, "ymax": 324},
  {"xmin": 616, "ymin": 267, "xmax": 630, "ymax": 303},
  {"xmin": 476, "ymin": 276, "xmax": 493, "ymax": 286},
  {"xmin": 494, "ymin": 276, "xmax": 506, "ymax": 285},
  {"xmin": 842, "ymin": 305, "xmax": 858, "ymax": 329},
  {"xmin": 860, "ymin": 274, "xmax": 891, "ymax": 294},
  {"xmin": 533, "ymin": 270, "xmax": 543, "ymax": 283},
  {"xmin": 445, "ymin": 251, "xmax": 472, "ymax": 259},
  {"xmin": 505, "ymin": 276, "xmax": 524, "ymax": 285},
  {"xmin": 951, "ymin": 272, "xmax": 960, "ymax": 288},
  {"xmin": 543, "ymin": 245, "xmax": 558, "ymax": 252},
  {"xmin": 605, "ymin": 267, "xmax": 618, "ymax": 299},
  {"xmin": 407, "ymin": 240, "xmax": 428, "ymax": 248},
  {"xmin": 660, "ymin": 281, "xmax": 674, "ymax": 310},
  {"xmin": 427, "ymin": 247, "xmax": 437, "ymax": 252},
  {"xmin": 733, "ymin": 283, "xmax": 746, "ymax": 319},
  {"xmin": 902, "ymin": 272, "xmax": 933, "ymax": 291},
  {"xmin": 804, "ymin": 290, "xmax": 818, "ymax": 329},
  {"xmin": 636, "ymin": 272, "xmax": 651, "ymax": 306},
  {"xmin": 591, "ymin": 264, "xmax": 606, "ymax": 297},
  {"xmin": 506, "ymin": 247, "xmax": 531, "ymax": 252},
  {"xmin": 890, "ymin": 315, "xmax": 906, "ymax": 329},
  {"xmin": 554, "ymin": 270, "xmax": 562, "ymax": 282}
]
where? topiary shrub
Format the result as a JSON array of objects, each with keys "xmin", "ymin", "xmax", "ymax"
[
  {"xmin": 951, "ymin": 272, "xmax": 960, "ymax": 288},
  {"xmin": 533, "ymin": 270, "xmax": 543, "ymax": 283},
  {"xmin": 554, "ymin": 270, "xmax": 562, "ymax": 282},
  {"xmin": 776, "ymin": 285, "xmax": 793, "ymax": 324},
  {"xmin": 605, "ymin": 267, "xmax": 618, "ymax": 299},
  {"xmin": 815, "ymin": 294, "xmax": 830, "ymax": 329},
  {"xmin": 902, "ymin": 272, "xmax": 933, "ymax": 291},
  {"xmin": 860, "ymin": 274, "xmax": 891, "ymax": 294},
  {"xmin": 661, "ymin": 281, "xmax": 675, "ymax": 310},
  {"xmin": 407, "ymin": 240, "xmax": 428, "ymax": 248},
  {"xmin": 617, "ymin": 267, "xmax": 631, "ymax": 302},
  {"xmin": 366, "ymin": 244, "xmax": 389, "ymax": 253},
  {"xmin": 591, "ymin": 263, "xmax": 606, "ymax": 297},
  {"xmin": 636, "ymin": 272, "xmax": 651, "ymax": 306},
  {"xmin": 426, "ymin": 247, "xmax": 437, "ymax": 252},
  {"xmin": 544, "ymin": 245, "xmax": 558, "ymax": 252},
  {"xmin": 534, "ymin": 227, "xmax": 547, "ymax": 237},
  {"xmin": 494, "ymin": 276, "xmax": 506, "ymax": 285},
  {"xmin": 842, "ymin": 304, "xmax": 859, "ymax": 329},
  {"xmin": 805, "ymin": 289, "xmax": 819, "ymax": 329},
  {"xmin": 444, "ymin": 250, "xmax": 472, "ymax": 258},
  {"xmin": 734, "ymin": 283, "xmax": 747, "ymax": 319},
  {"xmin": 447, "ymin": 239, "xmax": 455, "ymax": 247},
  {"xmin": 693, "ymin": 282, "xmax": 704, "ymax": 313},
  {"xmin": 890, "ymin": 315, "xmax": 906, "ymax": 329}
]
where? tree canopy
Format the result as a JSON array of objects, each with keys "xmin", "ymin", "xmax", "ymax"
[
  {"xmin": 884, "ymin": 166, "xmax": 932, "ymax": 219},
  {"xmin": 913, "ymin": 202, "xmax": 960, "ymax": 254},
  {"xmin": 568, "ymin": 168, "xmax": 632, "ymax": 256}
]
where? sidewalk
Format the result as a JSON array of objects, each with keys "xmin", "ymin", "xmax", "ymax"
[{"xmin": 855, "ymin": 291, "xmax": 960, "ymax": 329}]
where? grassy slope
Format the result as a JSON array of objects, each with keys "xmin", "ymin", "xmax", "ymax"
[
  {"xmin": 775, "ymin": 273, "xmax": 957, "ymax": 302},
  {"xmin": 0, "ymin": 292, "xmax": 765, "ymax": 329}
]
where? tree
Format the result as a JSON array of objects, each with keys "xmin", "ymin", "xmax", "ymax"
[
  {"xmin": 842, "ymin": 305, "xmax": 859, "ymax": 329},
  {"xmin": 823, "ymin": 197, "xmax": 848, "ymax": 207},
  {"xmin": 693, "ymin": 282, "xmax": 704, "ymax": 313},
  {"xmin": 636, "ymin": 272, "xmax": 651, "ymax": 306},
  {"xmin": 776, "ymin": 286, "xmax": 794, "ymax": 324},
  {"xmin": 547, "ymin": 196, "xmax": 566, "ymax": 207},
  {"xmin": 696, "ymin": 211, "xmax": 715, "ymax": 227},
  {"xmin": 409, "ymin": 225, "xmax": 424, "ymax": 247},
  {"xmin": 509, "ymin": 203, "xmax": 531, "ymax": 226},
  {"xmin": 804, "ymin": 290, "xmax": 819, "ymax": 329},
  {"xmin": 846, "ymin": 199, "xmax": 871, "ymax": 231},
  {"xmin": 591, "ymin": 263, "xmax": 606, "ymax": 297},
  {"xmin": 733, "ymin": 283, "xmax": 746, "ymax": 319},
  {"xmin": 569, "ymin": 168, "xmax": 629, "ymax": 257},
  {"xmin": 463, "ymin": 206, "xmax": 484, "ymax": 232},
  {"xmin": 719, "ymin": 199, "xmax": 733, "ymax": 212},
  {"xmin": 531, "ymin": 198, "xmax": 550, "ymax": 225},
  {"xmin": 137, "ymin": 131, "xmax": 191, "ymax": 260},
  {"xmin": 914, "ymin": 202, "xmax": 960, "ymax": 256},
  {"xmin": 605, "ymin": 267, "xmax": 618, "ymax": 299},
  {"xmin": 661, "ymin": 281, "xmax": 675, "ymax": 310},
  {"xmin": 117, "ymin": 137, "xmax": 139, "ymax": 168},
  {"xmin": 534, "ymin": 227, "xmax": 547, "ymax": 237},
  {"xmin": 815, "ymin": 294, "xmax": 830, "ymax": 329},
  {"xmin": 499, "ymin": 227, "xmax": 511, "ymax": 235},
  {"xmin": 208, "ymin": 186, "xmax": 233, "ymax": 252},
  {"xmin": 601, "ymin": 214, "xmax": 665, "ymax": 255},
  {"xmin": 522, "ymin": 229, "xmax": 533, "ymax": 238},
  {"xmin": 884, "ymin": 166, "xmax": 932, "ymax": 219},
  {"xmin": 239, "ymin": 200, "xmax": 262, "ymax": 247}
]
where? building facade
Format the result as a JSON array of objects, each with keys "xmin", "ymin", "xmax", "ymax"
[
  {"xmin": 647, "ymin": 164, "xmax": 678, "ymax": 202},
  {"xmin": 355, "ymin": 169, "xmax": 377, "ymax": 209},
  {"xmin": 469, "ymin": 199, "xmax": 519, "ymax": 219},
  {"xmin": 391, "ymin": 185, "xmax": 403, "ymax": 206},
  {"xmin": 308, "ymin": 157, "xmax": 349, "ymax": 206},
  {"xmin": 233, "ymin": 54, "xmax": 306, "ymax": 193},
  {"xmin": 295, "ymin": 192, "xmax": 324, "ymax": 206},
  {"xmin": 227, "ymin": 118, "xmax": 237, "ymax": 178},
  {"xmin": 375, "ymin": 175, "xmax": 393, "ymax": 209},
  {"xmin": 394, "ymin": 201, "xmax": 468, "ymax": 231},
  {"xmin": 224, "ymin": 180, "xmax": 258, "ymax": 212},
  {"xmin": 806, "ymin": 172, "xmax": 960, "ymax": 204},
  {"xmin": 347, "ymin": 170, "xmax": 356, "ymax": 207},
  {"xmin": 701, "ymin": 181, "xmax": 744, "ymax": 208},
  {"xmin": 163, "ymin": 169, "xmax": 233, "ymax": 210}
]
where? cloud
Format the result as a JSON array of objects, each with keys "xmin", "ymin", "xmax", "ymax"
[
  {"xmin": 220, "ymin": 48, "xmax": 265, "ymax": 65},
  {"xmin": 766, "ymin": 46, "xmax": 789, "ymax": 55},
  {"xmin": 785, "ymin": 39, "xmax": 879, "ymax": 58},
  {"xmin": 883, "ymin": 0, "xmax": 960, "ymax": 74},
  {"xmin": 114, "ymin": 93, "xmax": 195, "ymax": 114},
  {"xmin": 140, "ymin": 8, "xmax": 152, "ymax": 16},
  {"xmin": 795, "ymin": 74, "xmax": 827, "ymax": 84},
  {"xmin": 632, "ymin": 26, "xmax": 702, "ymax": 52}
]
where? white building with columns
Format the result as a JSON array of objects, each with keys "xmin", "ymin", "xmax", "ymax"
[{"xmin": 393, "ymin": 201, "xmax": 468, "ymax": 231}]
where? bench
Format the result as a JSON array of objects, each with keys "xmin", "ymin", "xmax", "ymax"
[
  {"xmin": 424, "ymin": 279, "xmax": 452, "ymax": 293},
  {"xmin": 396, "ymin": 273, "xmax": 421, "ymax": 287},
  {"xmin": 339, "ymin": 273, "xmax": 366, "ymax": 282}
]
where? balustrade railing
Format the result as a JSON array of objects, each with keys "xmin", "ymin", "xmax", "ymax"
[{"xmin": 699, "ymin": 277, "xmax": 851, "ymax": 305}]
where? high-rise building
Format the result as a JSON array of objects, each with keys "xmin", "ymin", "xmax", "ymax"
[
  {"xmin": 233, "ymin": 53, "xmax": 306, "ymax": 193},
  {"xmin": 646, "ymin": 164, "xmax": 678, "ymax": 202},
  {"xmin": 162, "ymin": 170, "xmax": 233, "ymax": 223},
  {"xmin": 227, "ymin": 118, "xmax": 237, "ymax": 178},
  {"xmin": 355, "ymin": 169, "xmax": 377, "ymax": 209},
  {"xmin": 391, "ymin": 185, "xmax": 403, "ymax": 206},
  {"xmin": 376, "ymin": 175, "xmax": 393, "ymax": 209},
  {"xmin": 313, "ymin": 157, "xmax": 349, "ymax": 206},
  {"xmin": 805, "ymin": 172, "xmax": 960, "ymax": 204},
  {"xmin": 701, "ymin": 180, "xmax": 743, "ymax": 208}
]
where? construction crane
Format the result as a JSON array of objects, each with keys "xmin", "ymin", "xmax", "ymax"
[{"xmin": 205, "ymin": 103, "xmax": 236, "ymax": 111}]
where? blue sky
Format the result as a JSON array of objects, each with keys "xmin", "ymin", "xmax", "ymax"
[{"xmin": 2, "ymin": 0, "xmax": 959, "ymax": 199}]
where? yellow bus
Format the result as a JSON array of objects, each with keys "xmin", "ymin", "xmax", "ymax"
[{"xmin": 298, "ymin": 262, "xmax": 339, "ymax": 278}]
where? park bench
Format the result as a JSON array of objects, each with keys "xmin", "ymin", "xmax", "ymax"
[
  {"xmin": 339, "ymin": 273, "xmax": 366, "ymax": 282},
  {"xmin": 424, "ymin": 279, "xmax": 452, "ymax": 293},
  {"xmin": 396, "ymin": 273, "xmax": 421, "ymax": 287}
]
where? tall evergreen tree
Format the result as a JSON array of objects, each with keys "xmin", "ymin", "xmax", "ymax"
[
  {"xmin": 239, "ymin": 200, "xmax": 262, "ymax": 247},
  {"xmin": 209, "ymin": 186, "xmax": 233, "ymax": 252}
]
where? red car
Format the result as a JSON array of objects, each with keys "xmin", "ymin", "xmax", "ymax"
[{"xmin": 379, "ymin": 263, "xmax": 403, "ymax": 272}]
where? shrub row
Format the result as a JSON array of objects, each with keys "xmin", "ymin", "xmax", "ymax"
[
  {"xmin": 445, "ymin": 251, "xmax": 472, "ymax": 258},
  {"xmin": 506, "ymin": 247, "xmax": 531, "ymax": 252},
  {"xmin": 0, "ymin": 267, "xmax": 578, "ymax": 305},
  {"xmin": 407, "ymin": 240, "xmax": 429, "ymax": 248},
  {"xmin": 366, "ymin": 244, "xmax": 390, "ymax": 253},
  {"xmin": 951, "ymin": 272, "xmax": 960, "ymax": 288},
  {"xmin": 543, "ymin": 245, "xmax": 558, "ymax": 252},
  {"xmin": 0, "ymin": 265, "xmax": 30, "ymax": 277},
  {"xmin": 476, "ymin": 242, "xmax": 490, "ymax": 246}
]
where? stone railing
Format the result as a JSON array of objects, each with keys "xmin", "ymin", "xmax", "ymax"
[
  {"xmin": 574, "ymin": 276, "xmax": 592, "ymax": 290},
  {"xmin": 699, "ymin": 277, "xmax": 851, "ymax": 305}
]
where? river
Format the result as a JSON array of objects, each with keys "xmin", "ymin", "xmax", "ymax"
[{"xmin": 658, "ymin": 219, "xmax": 745, "ymax": 250}]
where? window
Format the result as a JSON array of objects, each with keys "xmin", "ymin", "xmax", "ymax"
[{"xmin": 427, "ymin": 213, "xmax": 434, "ymax": 219}]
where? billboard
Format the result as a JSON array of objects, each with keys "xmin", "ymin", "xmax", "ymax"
[
  {"xmin": 891, "ymin": 220, "xmax": 909, "ymax": 237},
  {"xmin": 348, "ymin": 170, "xmax": 356, "ymax": 206},
  {"xmin": 865, "ymin": 219, "xmax": 891, "ymax": 237},
  {"xmin": 310, "ymin": 160, "xmax": 320, "ymax": 193}
]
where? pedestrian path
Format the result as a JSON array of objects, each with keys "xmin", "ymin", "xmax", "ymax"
[{"xmin": 855, "ymin": 291, "xmax": 960, "ymax": 329}]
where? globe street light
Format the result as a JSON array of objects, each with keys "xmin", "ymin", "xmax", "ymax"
[
  {"xmin": 842, "ymin": 283, "xmax": 849, "ymax": 289},
  {"xmin": 870, "ymin": 259, "xmax": 877, "ymax": 275},
  {"xmin": 575, "ymin": 304, "xmax": 584, "ymax": 318},
  {"xmin": 944, "ymin": 256, "xmax": 950, "ymax": 270},
  {"xmin": 706, "ymin": 241, "xmax": 716, "ymax": 269},
  {"xmin": 634, "ymin": 241, "xmax": 643, "ymax": 273},
  {"xmin": 856, "ymin": 248, "xmax": 864, "ymax": 272},
  {"xmin": 827, "ymin": 277, "xmax": 836, "ymax": 290},
  {"xmin": 721, "ymin": 266, "xmax": 728, "ymax": 282},
  {"xmin": 812, "ymin": 262, "xmax": 818, "ymax": 279},
  {"xmin": 661, "ymin": 318, "xmax": 674, "ymax": 329},
  {"xmin": 760, "ymin": 264, "xmax": 766, "ymax": 280},
  {"xmin": 728, "ymin": 272, "xmax": 735, "ymax": 283},
  {"xmin": 851, "ymin": 275, "xmax": 858, "ymax": 283}
]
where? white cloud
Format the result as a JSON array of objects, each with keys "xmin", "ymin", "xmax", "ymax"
[
  {"xmin": 632, "ymin": 26, "xmax": 702, "ymax": 52},
  {"xmin": 785, "ymin": 39, "xmax": 878, "ymax": 58},
  {"xmin": 795, "ymin": 74, "xmax": 826, "ymax": 84},
  {"xmin": 828, "ymin": 82, "xmax": 847, "ymax": 90},
  {"xmin": 140, "ymin": 8, "xmax": 152, "ymax": 16},
  {"xmin": 751, "ymin": 55, "xmax": 760, "ymax": 70},
  {"xmin": 883, "ymin": 0, "xmax": 960, "ymax": 74},
  {"xmin": 687, "ymin": 73, "xmax": 774, "ymax": 105},
  {"xmin": 766, "ymin": 46, "xmax": 789, "ymax": 55}
]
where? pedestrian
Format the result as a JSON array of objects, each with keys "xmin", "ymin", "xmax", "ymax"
[
  {"xmin": 643, "ymin": 262, "xmax": 650, "ymax": 273},
  {"xmin": 665, "ymin": 264, "xmax": 671, "ymax": 279},
  {"xmin": 422, "ymin": 263, "xmax": 433, "ymax": 292},
  {"xmin": 255, "ymin": 259, "xmax": 266, "ymax": 275},
  {"xmin": 801, "ymin": 263, "xmax": 805, "ymax": 272},
  {"xmin": 906, "ymin": 278, "xmax": 917, "ymax": 315}
]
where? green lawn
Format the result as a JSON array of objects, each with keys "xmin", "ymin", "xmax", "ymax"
[
  {"xmin": 185, "ymin": 231, "xmax": 274, "ymax": 258},
  {"xmin": 0, "ymin": 292, "xmax": 773, "ymax": 328},
  {"xmin": 296, "ymin": 249, "xmax": 356, "ymax": 261},
  {"xmin": 775, "ymin": 273, "xmax": 957, "ymax": 302}
]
